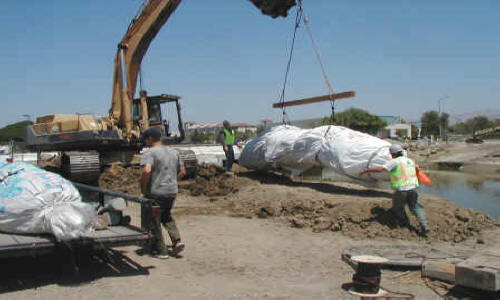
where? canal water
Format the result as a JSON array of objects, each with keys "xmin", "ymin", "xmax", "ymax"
[
  {"xmin": 419, "ymin": 171, "xmax": 500, "ymax": 220},
  {"xmin": 318, "ymin": 169, "xmax": 500, "ymax": 220}
]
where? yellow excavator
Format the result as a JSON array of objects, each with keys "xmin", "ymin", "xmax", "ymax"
[{"xmin": 24, "ymin": 0, "xmax": 296, "ymax": 182}]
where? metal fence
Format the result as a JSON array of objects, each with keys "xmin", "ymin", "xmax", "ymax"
[{"xmin": 73, "ymin": 182, "xmax": 153, "ymax": 231}]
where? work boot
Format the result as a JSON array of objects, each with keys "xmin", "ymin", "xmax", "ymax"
[
  {"xmin": 170, "ymin": 240, "xmax": 185, "ymax": 255},
  {"xmin": 155, "ymin": 250, "xmax": 170, "ymax": 259},
  {"xmin": 420, "ymin": 228, "xmax": 430, "ymax": 238}
]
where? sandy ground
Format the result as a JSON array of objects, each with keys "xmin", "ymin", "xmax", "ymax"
[
  {"xmin": 7, "ymin": 156, "xmax": 496, "ymax": 299},
  {"xmin": 2, "ymin": 213, "xmax": 499, "ymax": 300},
  {"xmin": 2, "ymin": 166, "xmax": 500, "ymax": 299}
]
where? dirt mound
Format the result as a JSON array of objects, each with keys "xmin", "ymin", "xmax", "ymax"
[
  {"xmin": 180, "ymin": 164, "xmax": 249, "ymax": 197},
  {"xmin": 99, "ymin": 164, "xmax": 142, "ymax": 196},
  {"xmin": 97, "ymin": 163, "xmax": 496, "ymax": 243},
  {"xmin": 98, "ymin": 163, "xmax": 248, "ymax": 198},
  {"xmin": 188, "ymin": 171, "xmax": 496, "ymax": 243},
  {"xmin": 238, "ymin": 188, "xmax": 494, "ymax": 242}
]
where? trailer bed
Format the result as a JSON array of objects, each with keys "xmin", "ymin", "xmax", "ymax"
[{"xmin": 0, "ymin": 226, "xmax": 149, "ymax": 259}]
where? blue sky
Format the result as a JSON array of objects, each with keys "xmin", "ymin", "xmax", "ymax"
[{"xmin": 1, "ymin": 0, "xmax": 499, "ymax": 127}]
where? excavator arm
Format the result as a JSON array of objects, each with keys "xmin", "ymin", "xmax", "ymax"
[
  {"xmin": 110, "ymin": 0, "xmax": 296, "ymax": 139},
  {"xmin": 110, "ymin": 0, "xmax": 182, "ymax": 139}
]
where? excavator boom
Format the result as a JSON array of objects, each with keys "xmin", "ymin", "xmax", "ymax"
[
  {"xmin": 110, "ymin": 0, "xmax": 296, "ymax": 139},
  {"xmin": 111, "ymin": 0, "xmax": 182, "ymax": 138}
]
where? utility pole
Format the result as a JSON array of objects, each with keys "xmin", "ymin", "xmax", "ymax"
[{"xmin": 437, "ymin": 95, "xmax": 449, "ymax": 139}]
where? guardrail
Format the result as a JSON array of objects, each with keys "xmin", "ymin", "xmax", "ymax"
[
  {"xmin": 72, "ymin": 182, "xmax": 152, "ymax": 204},
  {"xmin": 72, "ymin": 182, "xmax": 156, "ymax": 232}
]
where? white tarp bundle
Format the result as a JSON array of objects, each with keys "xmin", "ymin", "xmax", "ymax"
[
  {"xmin": 0, "ymin": 162, "xmax": 96, "ymax": 240},
  {"xmin": 239, "ymin": 125, "xmax": 392, "ymax": 181}
]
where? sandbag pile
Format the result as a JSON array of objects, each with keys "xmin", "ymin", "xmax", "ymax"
[
  {"xmin": 0, "ymin": 162, "xmax": 96, "ymax": 240},
  {"xmin": 239, "ymin": 125, "xmax": 392, "ymax": 181}
]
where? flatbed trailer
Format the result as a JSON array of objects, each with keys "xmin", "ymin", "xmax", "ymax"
[{"xmin": 0, "ymin": 183, "xmax": 155, "ymax": 259}]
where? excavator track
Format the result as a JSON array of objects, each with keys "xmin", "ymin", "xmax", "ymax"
[
  {"xmin": 61, "ymin": 151, "xmax": 101, "ymax": 183},
  {"xmin": 176, "ymin": 149, "xmax": 198, "ymax": 177}
]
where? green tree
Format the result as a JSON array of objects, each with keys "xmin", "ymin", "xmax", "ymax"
[
  {"xmin": 451, "ymin": 116, "xmax": 493, "ymax": 135},
  {"xmin": 0, "ymin": 121, "xmax": 33, "ymax": 142},
  {"xmin": 190, "ymin": 130, "xmax": 215, "ymax": 143},
  {"xmin": 466, "ymin": 116, "xmax": 494, "ymax": 133},
  {"xmin": 410, "ymin": 124, "xmax": 419, "ymax": 139},
  {"xmin": 451, "ymin": 122, "xmax": 469, "ymax": 134},
  {"xmin": 238, "ymin": 130, "xmax": 257, "ymax": 141},
  {"xmin": 420, "ymin": 110, "xmax": 440, "ymax": 136},
  {"xmin": 321, "ymin": 108, "xmax": 387, "ymax": 135},
  {"xmin": 439, "ymin": 112, "xmax": 450, "ymax": 137}
]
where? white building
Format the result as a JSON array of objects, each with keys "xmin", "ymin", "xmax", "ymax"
[
  {"xmin": 377, "ymin": 115, "xmax": 414, "ymax": 139},
  {"xmin": 383, "ymin": 123, "xmax": 413, "ymax": 139}
]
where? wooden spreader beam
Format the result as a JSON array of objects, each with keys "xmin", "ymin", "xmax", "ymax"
[{"xmin": 272, "ymin": 91, "xmax": 355, "ymax": 108}]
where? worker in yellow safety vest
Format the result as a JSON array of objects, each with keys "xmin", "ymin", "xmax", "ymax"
[
  {"xmin": 218, "ymin": 120, "xmax": 236, "ymax": 172},
  {"xmin": 360, "ymin": 144, "xmax": 429, "ymax": 237}
]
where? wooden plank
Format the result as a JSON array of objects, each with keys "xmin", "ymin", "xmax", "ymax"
[
  {"xmin": 90, "ymin": 226, "xmax": 142, "ymax": 239},
  {"xmin": 12, "ymin": 234, "xmax": 52, "ymax": 245},
  {"xmin": 107, "ymin": 226, "xmax": 143, "ymax": 236},
  {"xmin": 0, "ymin": 233, "xmax": 19, "ymax": 247},
  {"xmin": 90, "ymin": 229, "xmax": 121, "ymax": 238},
  {"xmin": 422, "ymin": 261, "xmax": 456, "ymax": 283},
  {"xmin": 272, "ymin": 91, "xmax": 355, "ymax": 108}
]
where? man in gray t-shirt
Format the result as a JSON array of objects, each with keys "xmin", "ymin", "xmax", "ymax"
[{"xmin": 140, "ymin": 128, "xmax": 186, "ymax": 258}]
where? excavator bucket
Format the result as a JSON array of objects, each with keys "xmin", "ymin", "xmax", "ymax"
[{"xmin": 249, "ymin": 0, "xmax": 296, "ymax": 18}]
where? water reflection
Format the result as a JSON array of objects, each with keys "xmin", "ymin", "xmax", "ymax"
[
  {"xmin": 415, "ymin": 171, "xmax": 499, "ymax": 219},
  {"xmin": 319, "ymin": 169, "xmax": 500, "ymax": 220}
]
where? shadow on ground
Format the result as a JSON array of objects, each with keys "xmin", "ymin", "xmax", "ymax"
[
  {"xmin": 0, "ymin": 249, "xmax": 152, "ymax": 294},
  {"xmin": 239, "ymin": 171, "xmax": 393, "ymax": 198}
]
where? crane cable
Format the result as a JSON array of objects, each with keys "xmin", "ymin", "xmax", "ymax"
[
  {"xmin": 278, "ymin": 3, "xmax": 303, "ymax": 125},
  {"xmin": 278, "ymin": 1, "xmax": 337, "ymax": 126},
  {"xmin": 299, "ymin": 0, "xmax": 336, "ymax": 124}
]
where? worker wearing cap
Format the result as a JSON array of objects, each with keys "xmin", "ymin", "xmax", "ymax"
[
  {"xmin": 140, "ymin": 127, "xmax": 186, "ymax": 258},
  {"xmin": 218, "ymin": 120, "xmax": 236, "ymax": 172},
  {"xmin": 360, "ymin": 144, "xmax": 429, "ymax": 236}
]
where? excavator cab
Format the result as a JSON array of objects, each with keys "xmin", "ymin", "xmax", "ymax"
[
  {"xmin": 132, "ymin": 93, "xmax": 186, "ymax": 144},
  {"xmin": 132, "ymin": 93, "xmax": 197, "ymax": 176}
]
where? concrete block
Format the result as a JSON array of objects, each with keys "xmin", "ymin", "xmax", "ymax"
[
  {"xmin": 456, "ymin": 250, "xmax": 500, "ymax": 291},
  {"xmin": 422, "ymin": 261, "xmax": 456, "ymax": 283}
]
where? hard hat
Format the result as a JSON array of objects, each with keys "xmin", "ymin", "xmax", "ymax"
[
  {"xmin": 142, "ymin": 127, "xmax": 162, "ymax": 140},
  {"xmin": 389, "ymin": 144, "xmax": 404, "ymax": 155},
  {"xmin": 223, "ymin": 120, "xmax": 230, "ymax": 126}
]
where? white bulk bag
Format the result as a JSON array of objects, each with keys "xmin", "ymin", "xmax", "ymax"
[
  {"xmin": 240, "ymin": 125, "xmax": 392, "ymax": 181},
  {"xmin": 0, "ymin": 162, "xmax": 96, "ymax": 240}
]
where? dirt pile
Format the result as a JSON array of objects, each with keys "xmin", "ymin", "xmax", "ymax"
[
  {"xmin": 99, "ymin": 164, "xmax": 142, "ymax": 196},
  {"xmin": 97, "ymin": 162, "xmax": 496, "ymax": 243},
  {"xmin": 234, "ymin": 186, "xmax": 494, "ymax": 242},
  {"xmin": 180, "ymin": 164, "xmax": 248, "ymax": 197},
  {"xmin": 98, "ymin": 163, "xmax": 248, "ymax": 198},
  {"xmin": 188, "ymin": 171, "xmax": 497, "ymax": 243}
]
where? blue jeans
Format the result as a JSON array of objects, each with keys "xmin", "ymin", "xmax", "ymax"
[
  {"xmin": 393, "ymin": 189, "xmax": 428, "ymax": 230},
  {"xmin": 224, "ymin": 145, "xmax": 234, "ymax": 172}
]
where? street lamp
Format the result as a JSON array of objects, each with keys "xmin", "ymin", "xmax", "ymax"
[{"xmin": 437, "ymin": 95, "xmax": 449, "ymax": 138}]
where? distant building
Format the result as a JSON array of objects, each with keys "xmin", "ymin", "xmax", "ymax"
[
  {"xmin": 378, "ymin": 115, "xmax": 403, "ymax": 125},
  {"xmin": 377, "ymin": 115, "xmax": 414, "ymax": 139}
]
